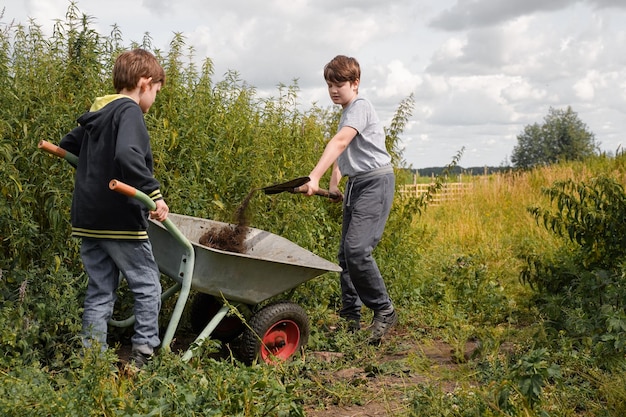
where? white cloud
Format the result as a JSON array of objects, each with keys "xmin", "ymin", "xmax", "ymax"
[
  {"xmin": 574, "ymin": 79, "xmax": 595, "ymax": 101},
  {"xmin": 372, "ymin": 60, "xmax": 423, "ymax": 99},
  {"xmin": 501, "ymin": 78, "xmax": 547, "ymax": 103},
  {"xmin": 431, "ymin": 37, "xmax": 466, "ymax": 63}
]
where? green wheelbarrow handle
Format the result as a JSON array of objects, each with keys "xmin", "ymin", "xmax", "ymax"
[{"xmin": 38, "ymin": 140, "xmax": 79, "ymax": 166}]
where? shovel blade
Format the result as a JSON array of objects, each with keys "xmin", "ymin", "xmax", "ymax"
[{"xmin": 262, "ymin": 177, "xmax": 310, "ymax": 195}]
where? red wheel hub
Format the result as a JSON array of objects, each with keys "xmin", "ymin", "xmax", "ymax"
[{"xmin": 260, "ymin": 319, "xmax": 300, "ymax": 363}]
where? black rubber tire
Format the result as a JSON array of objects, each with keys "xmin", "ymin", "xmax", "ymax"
[
  {"xmin": 189, "ymin": 293, "xmax": 245, "ymax": 343},
  {"xmin": 239, "ymin": 301, "xmax": 310, "ymax": 365}
]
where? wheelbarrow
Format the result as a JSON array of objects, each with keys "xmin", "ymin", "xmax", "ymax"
[
  {"xmin": 145, "ymin": 208, "xmax": 342, "ymax": 364},
  {"xmin": 38, "ymin": 140, "xmax": 342, "ymax": 364}
]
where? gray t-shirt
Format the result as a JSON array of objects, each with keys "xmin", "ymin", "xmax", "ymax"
[{"xmin": 337, "ymin": 97, "xmax": 391, "ymax": 178}]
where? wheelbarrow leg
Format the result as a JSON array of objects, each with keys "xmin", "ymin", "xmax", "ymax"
[
  {"xmin": 181, "ymin": 304, "xmax": 230, "ymax": 362},
  {"xmin": 161, "ymin": 251, "xmax": 194, "ymax": 352}
]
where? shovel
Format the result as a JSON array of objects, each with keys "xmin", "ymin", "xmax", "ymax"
[{"xmin": 262, "ymin": 177, "xmax": 340, "ymax": 199}]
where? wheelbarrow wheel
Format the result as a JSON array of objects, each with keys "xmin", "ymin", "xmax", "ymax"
[
  {"xmin": 190, "ymin": 293, "xmax": 245, "ymax": 343},
  {"xmin": 239, "ymin": 301, "xmax": 309, "ymax": 365}
]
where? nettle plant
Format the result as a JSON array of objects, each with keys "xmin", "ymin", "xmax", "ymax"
[{"xmin": 522, "ymin": 175, "xmax": 626, "ymax": 358}]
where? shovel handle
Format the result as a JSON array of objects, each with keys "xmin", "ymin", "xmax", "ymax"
[
  {"xmin": 315, "ymin": 189, "xmax": 341, "ymax": 200},
  {"xmin": 294, "ymin": 186, "xmax": 340, "ymax": 200}
]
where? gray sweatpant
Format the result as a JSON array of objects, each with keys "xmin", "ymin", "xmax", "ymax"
[{"xmin": 338, "ymin": 169, "xmax": 395, "ymax": 320}]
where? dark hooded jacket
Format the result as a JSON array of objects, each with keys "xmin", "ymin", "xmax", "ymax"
[{"xmin": 60, "ymin": 95, "xmax": 163, "ymax": 240}]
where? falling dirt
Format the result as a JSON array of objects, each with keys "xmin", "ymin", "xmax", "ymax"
[{"xmin": 198, "ymin": 188, "xmax": 258, "ymax": 253}]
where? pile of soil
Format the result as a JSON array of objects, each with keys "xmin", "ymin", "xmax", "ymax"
[{"xmin": 198, "ymin": 189, "xmax": 257, "ymax": 253}]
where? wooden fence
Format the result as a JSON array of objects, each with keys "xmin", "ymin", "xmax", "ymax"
[{"xmin": 399, "ymin": 182, "xmax": 473, "ymax": 204}]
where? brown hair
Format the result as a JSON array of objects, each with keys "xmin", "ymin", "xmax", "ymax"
[
  {"xmin": 112, "ymin": 49, "xmax": 166, "ymax": 93},
  {"xmin": 323, "ymin": 55, "xmax": 361, "ymax": 84}
]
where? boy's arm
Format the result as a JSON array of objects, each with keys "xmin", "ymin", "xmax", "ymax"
[
  {"xmin": 329, "ymin": 162, "xmax": 342, "ymax": 189},
  {"xmin": 328, "ymin": 162, "xmax": 343, "ymax": 202},
  {"xmin": 115, "ymin": 105, "xmax": 162, "ymax": 196},
  {"xmin": 59, "ymin": 125, "xmax": 85, "ymax": 167},
  {"xmin": 306, "ymin": 126, "xmax": 356, "ymax": 196}
]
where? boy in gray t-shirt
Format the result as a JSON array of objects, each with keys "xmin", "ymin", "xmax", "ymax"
[{"xmin": 302, "ymin": 55, "xmax": 397, "ymax": 345}]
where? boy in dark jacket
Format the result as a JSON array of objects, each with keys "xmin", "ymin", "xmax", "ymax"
[{"xmin": 60, "ymin": 48, "xmax": 168, "ymax": 367}]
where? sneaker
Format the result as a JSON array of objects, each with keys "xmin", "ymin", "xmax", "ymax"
[
  {"xmin": 128, "ymin": 349, "xmax": 152, "ymax": 369},
  {"xmin": 367, "ymin": 309, "xmax": 398, "ymax": 345}
]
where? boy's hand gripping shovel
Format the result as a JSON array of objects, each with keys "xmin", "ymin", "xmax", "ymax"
[{"xmin": 262, "ymin": 177, "xmax": 340, "ymax": 200}]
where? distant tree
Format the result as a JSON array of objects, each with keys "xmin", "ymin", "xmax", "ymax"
[{"xmin": 511, "ymin": 107, "xmax": 599, "ymax": 169}]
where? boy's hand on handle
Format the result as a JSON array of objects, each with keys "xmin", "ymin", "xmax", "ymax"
[
  {"xmin": 109, "ymin": 180, "xmax": 169, "ymax": 222},
  {"xmin": 296, "ymin": 178, "xmax": 343, "ymax": 203},
  {"xmin": 150, "ymin": 199, "xmax": 169, "ymax": 222},
  {"xmin": 300, "ymin": 177, "xmax": 320, "ymax": 197},
  {"xmin": 328, "ymin": 186, "xmax": 344, "ymax": 203}
]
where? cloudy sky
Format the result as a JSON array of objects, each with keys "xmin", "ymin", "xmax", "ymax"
[{"xmin": 4, "ymin": 0, "xmax": 626, "ymax": 168}]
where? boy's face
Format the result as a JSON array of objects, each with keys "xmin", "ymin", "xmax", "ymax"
[
  {"xmin": 138, "ymin": 80, "xmax": 162, "ymax": 114},
  {"xmin": 326, "ymin": 80, "xmax": 359, "ymax": 108}
]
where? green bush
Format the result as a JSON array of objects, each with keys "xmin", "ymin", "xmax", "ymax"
[
  {"xmin": 522, "ymin": 173, "xmax": 626, "ymax": 362},
  {"xmin": 0, "ymin": 265, "xmax": 84, "ymax": 369}
]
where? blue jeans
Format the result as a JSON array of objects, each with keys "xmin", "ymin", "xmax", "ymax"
[
  {"xmin": 338, "ymin": 170, "xmax": 395, "ymax": 320},
  {"xmin": 80, "ymin": 238, "xmax": 162, "ymax": 351}
]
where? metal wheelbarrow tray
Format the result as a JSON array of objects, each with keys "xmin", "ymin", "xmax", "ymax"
[
  {"xmin": 149, "ymin": 213, "xmax": 341, "ymax": 305},
  {"xmin": 148, "ymin": 213, "xmax": 341, "ymax": 364}
]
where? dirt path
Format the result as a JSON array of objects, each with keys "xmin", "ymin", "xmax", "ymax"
[
  {"xmin": 304, "ymin": 335, "xmax": 479, "ymax": 417},
  {"xmin": 115, "ymin": 325, "xmax": 478, "ymax": 416}
]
